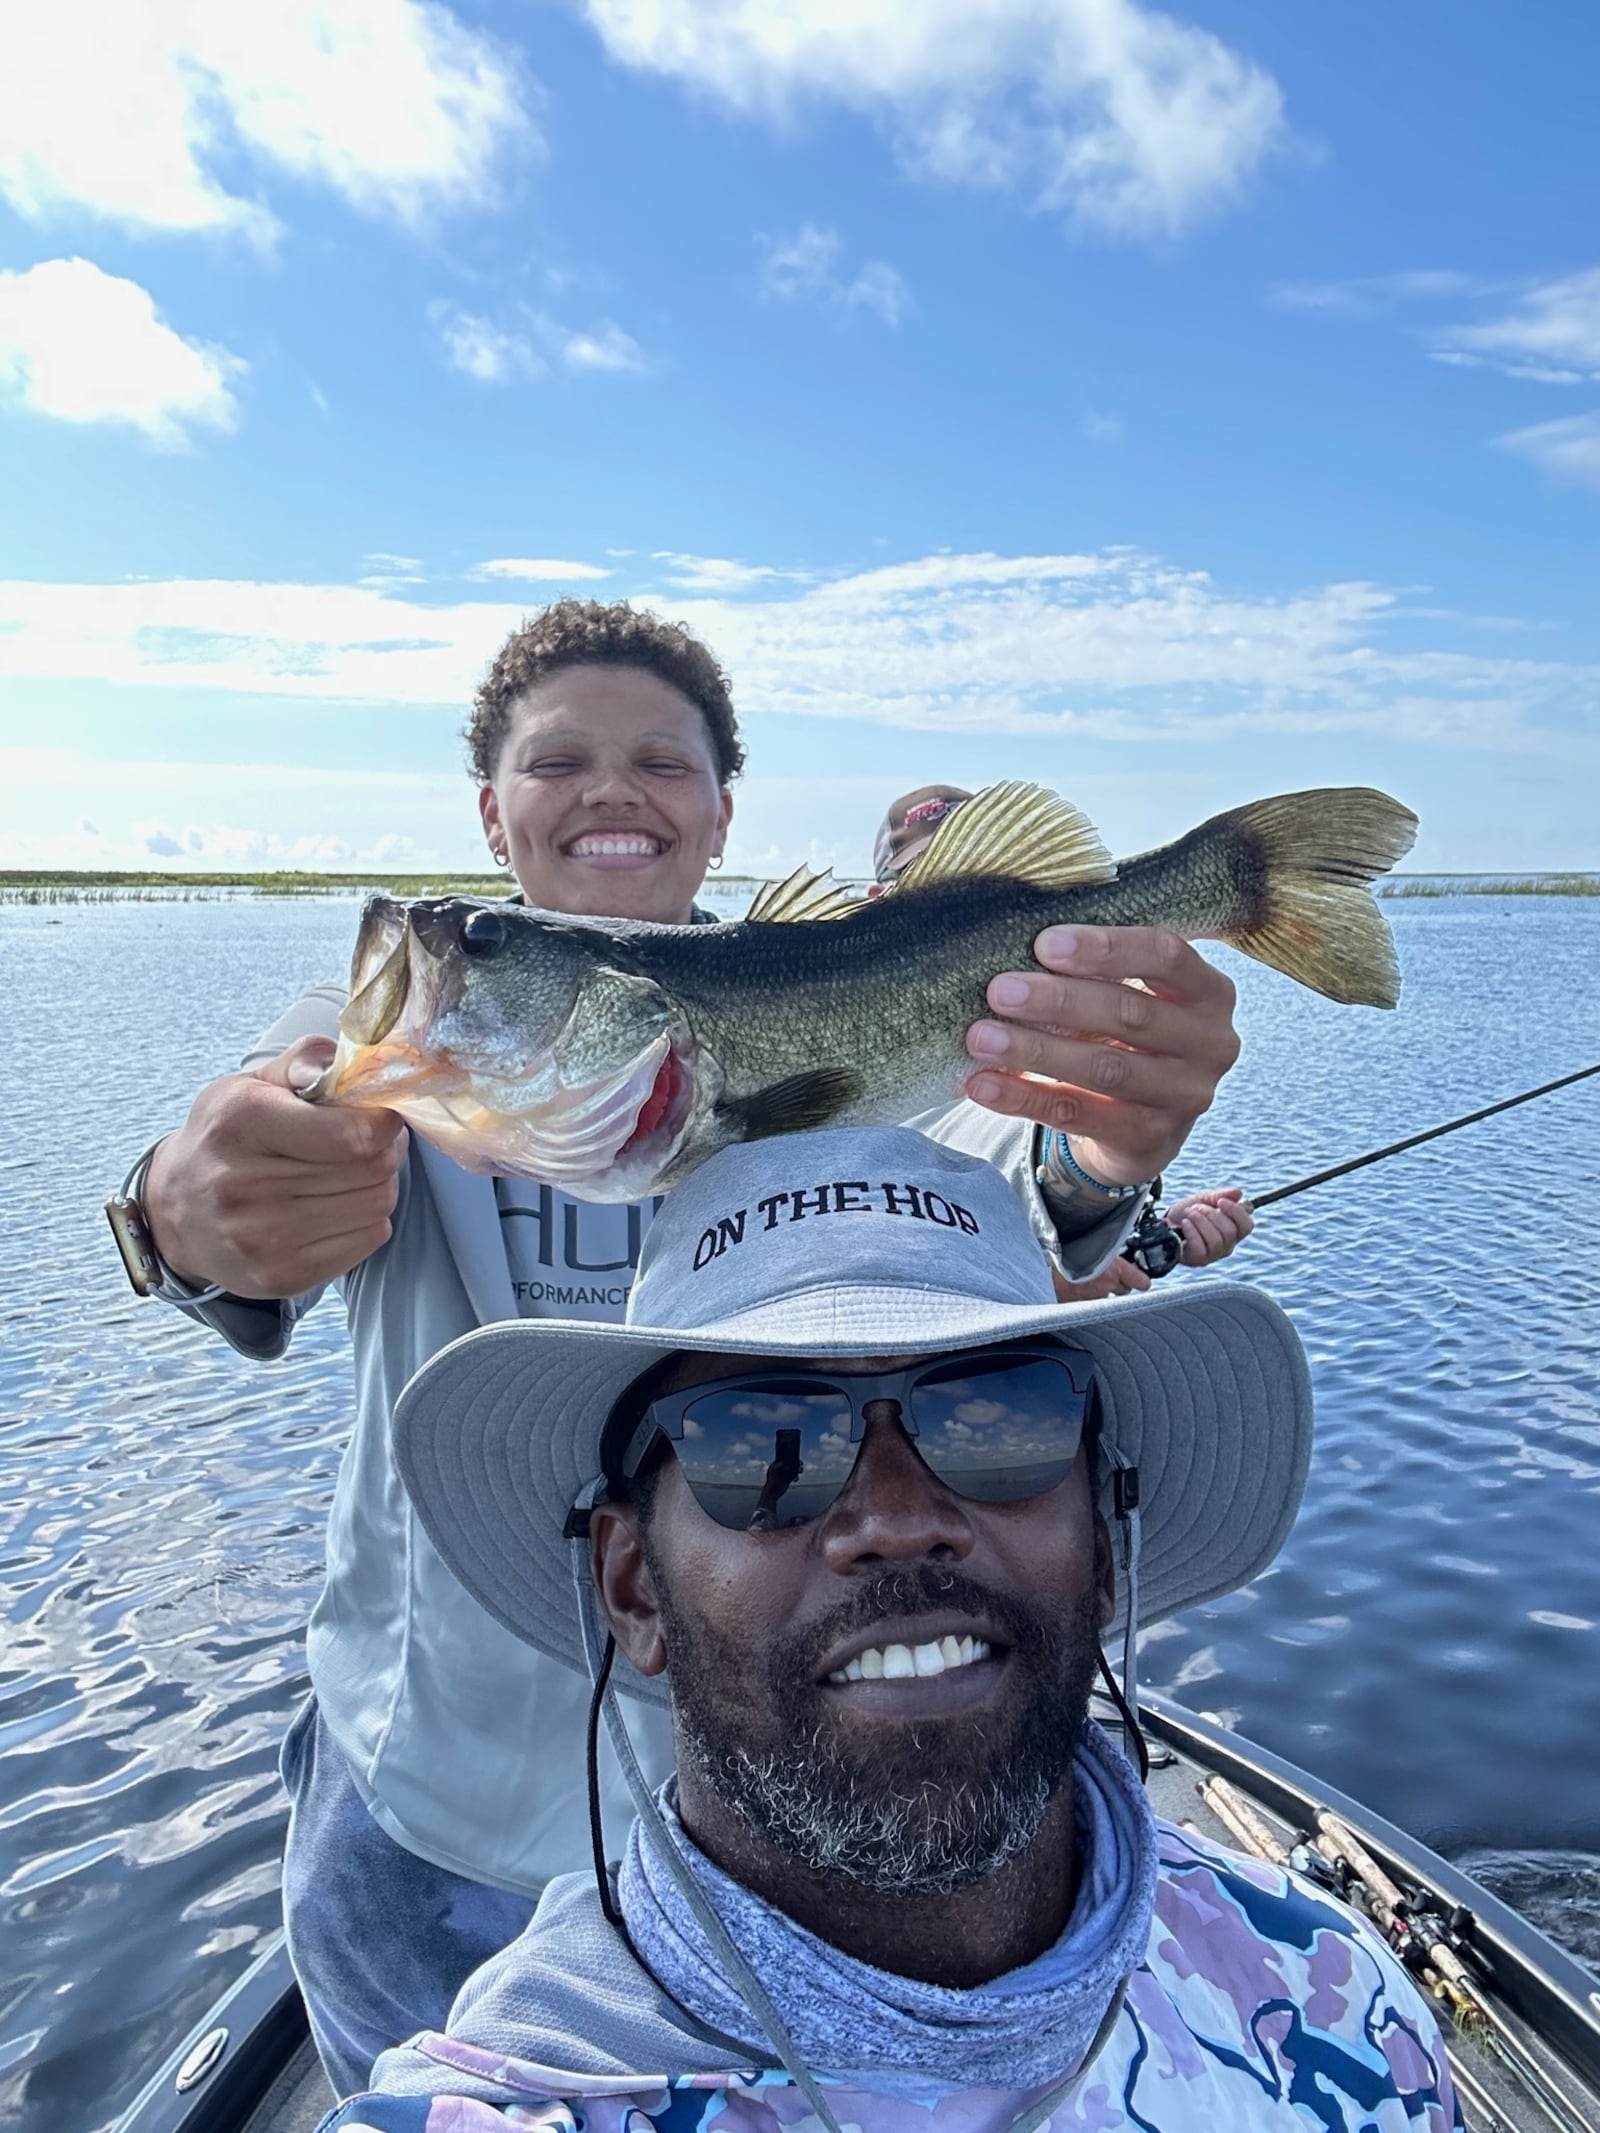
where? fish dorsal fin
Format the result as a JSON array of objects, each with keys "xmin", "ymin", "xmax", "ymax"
[
  {"xmin": 891, "ymin": 781, "xmax": 1116, "ymax": 893},
  {"xmin": 744, "ymin": 864, "xmax": 862, "ymax": 923}
]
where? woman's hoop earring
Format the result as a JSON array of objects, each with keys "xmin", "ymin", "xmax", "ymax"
[
  {"xmin": 492, "ymin": 848, "xmax": 510, "ymax": 868},
  {"xmin": 707, "ymin": 853, "xmax": 724, "ymax": 871}
]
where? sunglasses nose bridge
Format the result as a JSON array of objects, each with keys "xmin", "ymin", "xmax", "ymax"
[{"xmin": 858, "ymin": 1393, "xmax": 910, "ymax": 1437}]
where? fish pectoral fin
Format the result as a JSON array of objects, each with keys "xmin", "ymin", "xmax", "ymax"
[
  {"xmin": 889, "ymin": 781, "xmax": 1115, "ymax": 895},
  {"xmin": 744, "ymin": 865, "xmax": 863, "ymax": 923},
  {"xmin": 718, "ymin": 1066, "xmax": 866, "ymax": 1141},
  {"xmin": 1210, "ymin": 787, "xmax": 1419, "ymax": 1007}
]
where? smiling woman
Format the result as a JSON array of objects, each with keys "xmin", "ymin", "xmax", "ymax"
[
  {"xmin": 126, "ymin": 597, "xmax": 753, "ymax": 2097},
  {"xmin": 471, "ymin": 600, "xmax": 744, "ymax": 923}
]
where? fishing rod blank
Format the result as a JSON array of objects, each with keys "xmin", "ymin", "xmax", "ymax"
[{"xmin": 1251, "ymin": 1061, "xmax": 1600, "ymax": 1211}]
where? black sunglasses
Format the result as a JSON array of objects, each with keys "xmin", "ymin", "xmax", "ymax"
[{"xmin": 608, "ymin": 1342, "xmax": 1098, "ymax": 1533}]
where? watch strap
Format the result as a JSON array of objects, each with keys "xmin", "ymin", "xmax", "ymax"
[{"xmin": 105, "ymin": 1141, "xmax": 228, "ymax": 1305}]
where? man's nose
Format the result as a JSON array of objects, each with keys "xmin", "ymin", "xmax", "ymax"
[{"xmin": 817, "ymin": 1401, "xmax": 977, "ymax": 1571}]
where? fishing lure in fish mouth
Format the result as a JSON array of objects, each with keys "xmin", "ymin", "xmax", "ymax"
[{"xmin": 308, "ymin": 779, "xmax": 1420, "ymax": 1199}]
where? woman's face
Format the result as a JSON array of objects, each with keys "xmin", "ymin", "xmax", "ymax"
[{"xmin": 479, "ymin": 665, "xmax": 733, "ymax": 924}]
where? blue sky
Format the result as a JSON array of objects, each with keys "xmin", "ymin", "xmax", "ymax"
[{"xmin": 2, "ymin": 0, "xmax": 1597, "ymax": 877}]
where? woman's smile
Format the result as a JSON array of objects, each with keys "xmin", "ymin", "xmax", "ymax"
[{"xmin": 479, "ymin": 665, "xmax": 732, "ymax": 923}]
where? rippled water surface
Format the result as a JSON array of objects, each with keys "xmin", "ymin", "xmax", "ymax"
[{"xmin": 3, "ymin": 893, "xmax": 1598, "ymax": 2131}]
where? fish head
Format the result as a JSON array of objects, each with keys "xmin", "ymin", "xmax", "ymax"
[
  {"xmin": 312, "ymin": 895, "xmax": 710, "ymax": 1195},
  {"xmin": 316, "ymin": 895, "xmax": 595, "ymax": 1100}
]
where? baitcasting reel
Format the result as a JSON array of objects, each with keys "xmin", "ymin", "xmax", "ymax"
[{"xmin": 1121, "ymin": 1184, "xmax": 1185, "ymax": 1281}]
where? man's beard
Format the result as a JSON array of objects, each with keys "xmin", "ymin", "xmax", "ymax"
[{"xmin": 657, "ymin": 1560, "xmax": 1101, "ymax": 1896}]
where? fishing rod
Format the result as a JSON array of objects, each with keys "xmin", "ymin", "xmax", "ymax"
[
  {"xmin": 1251, "ymin": 1060, "xmax": 1600, "ymax": 1210},
  {"xmin": 1124, "ymin": 1060, "xmax": 1600, "ymax": 1278}
]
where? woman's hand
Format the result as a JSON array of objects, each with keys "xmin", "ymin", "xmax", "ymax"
[{"xmin": 143, "ymin": 1037, "xmax": 409, "ymax": 1300}]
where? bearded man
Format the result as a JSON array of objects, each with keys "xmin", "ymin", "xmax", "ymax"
[{"xmin": 316, "ymin": 1125, "xmax": 1460, "ymax": 2132}]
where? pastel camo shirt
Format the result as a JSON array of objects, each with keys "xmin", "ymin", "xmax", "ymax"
[{"xmin": 317, "ymin": 1821, "xmax": 1464, "ymax": 2133}]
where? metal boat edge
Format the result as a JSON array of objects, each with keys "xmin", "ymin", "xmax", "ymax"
[{"xmin": 114, "ymin": 1933, "xmax": 316, "ymax": 2133}]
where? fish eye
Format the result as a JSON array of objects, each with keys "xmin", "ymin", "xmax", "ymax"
[{"xmin": 460, "ymin": 907, "xmax": 508, "ymax": 958}]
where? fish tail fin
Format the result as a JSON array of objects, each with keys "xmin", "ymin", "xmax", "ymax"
[{"xmin": 1214, "ymin": 788, "xmax": 1417, "ymax": 1007}]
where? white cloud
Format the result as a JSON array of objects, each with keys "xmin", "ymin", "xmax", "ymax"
[
  {"xmin": 1276, "ymin": 267, "xmax": 1600, "ymax": 388},
  {"xmin": 650, "ymin": 552, "xmax": 793, "ymax": 592},
  {"xmin": 0, "ymin": 0, "xmax": 527, "ymax": 243},
  {"xmin": 759, "ymin": 226, "xmax": 911, "ymax": 325},
  {"xmin": 365, "ymin": 552, "xmax": 423, "ymax": 571},
  {"xmin": 1269, "ymin": 270, "xmax": 1486, "ymax": 317},
  {"xmin": 1496, "ymin": 413, "xmax": 1600, "ymax": 490},
  {"xmin": 0, "ymin": 551, "xmax": 1592, "ymax": 762},
  {"xmin": 432, "ymin": 303, "xmax": 653, "ymax": 381},
  {"xmin": 0, "ymin": 747, "xmax": 485, "ymax": 872},
  {"xmin": 432, "ymin": 304, "xmax": 545, "ymax": 382},
  {"xmin": 582, "ymin": 0, "xmax": 1285, "ymax": 237},
  {"xmin": 0, "ymin": 258, "xmax": 243, "ymax": 446},
  {"xmin": 470, "ymin": 558, "xmax": 613, "ymax": 581},
  {"xmin": 1082, "ymin": 409, "xmax": 1124, "ymax": 443},
  {"xmin": 560, "ymin": 322, "xmax": 650, "ymax": 372},
  {"xmin": 1434, "ymin": 270, "xmax": 1600, "ymax": 383}
]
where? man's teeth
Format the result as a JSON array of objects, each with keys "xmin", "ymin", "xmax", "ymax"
[
  {"xmin": 828, "ymin": 1634, "xmax": 992, "ymax": 1685},
  {"xmin": 571, "ymin": 836, "xmax": 662, "ymax": 856}
]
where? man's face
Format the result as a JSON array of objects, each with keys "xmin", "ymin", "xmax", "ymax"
[
  {"xmin": 593, "ymin": 1347, "xmax": 1114, "ymax": 1894},
  {"xmin": 479, "ymin": 665, "xmax": 733, "ymax": 925}
]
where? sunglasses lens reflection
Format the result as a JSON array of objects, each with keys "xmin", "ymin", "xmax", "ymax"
[{"xmin": 672, "ymin": 1356, "xmax": 1088, "ymax": 1531}]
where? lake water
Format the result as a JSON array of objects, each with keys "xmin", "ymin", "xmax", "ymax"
[{"xmin": 3, "ymin": 892, "xmax": 1598, "ymax": 2130}]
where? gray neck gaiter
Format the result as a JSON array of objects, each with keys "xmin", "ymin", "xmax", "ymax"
[{"xmin": 618, "ymin": 1719, "xmax": 1157, "ymax": 2091}]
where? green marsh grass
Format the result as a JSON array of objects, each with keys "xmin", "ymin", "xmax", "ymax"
[
  {"xmin": 0, "ymin": 869, "xmax": 770, "ymax": 905},
  {"xmin": 1378, "ymin": 874, "xmax": 1600, "ymax": 899}
]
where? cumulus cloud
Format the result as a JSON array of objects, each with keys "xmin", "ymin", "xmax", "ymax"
[
  {"xmin": 560, "ymin": 322, "xmax": 650, "ymax": 371},
  {"xmin": 0, "ymin": 550, "xmax": 1590, "ymax": 757},
  {"xmin": 432, "ymin": 302, "xmax": 652, "ymax": 380},
  {"xmin": 0, "ymin": 258, "xmax": 243, "ymax": 445},
  {"xmin": 470, "ymin": 558, "xmax": 613, "ymax": 581},
  {"xmin": 0, "ymin": 0, "xmax": 527, "ymax": 243},
  {"xmin": 433, "ymin": 304, "xmax": 545, "ymax": 382},
  {"xmin": 581, "ymin": 0, "xmax": 1285, "ymax": 237},
  {"xmin": 0, "ymin": 747, "xmax": 489, "ymax": 873},
  {"xmin": 1496, "ymin": 412, "xmax": 1600, "ymax": 490},
  {"xmin": 759, "ymin": 226, "xmax": 911, "ymax": 325}
]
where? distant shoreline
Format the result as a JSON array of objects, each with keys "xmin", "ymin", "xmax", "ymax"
[
  {"xmin": 1377, "ymin": 874, "xmax": 1600, "ymax": 898},
  {"xmin": 1, "ymin": 869, "xmax": 1597, "ymax": 904},
  {"xmin": 0, "ymin": 869, "xmax": 772, "ymax": 904}
]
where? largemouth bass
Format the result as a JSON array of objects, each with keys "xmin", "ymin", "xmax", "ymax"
[{"xmin": 310, "ymin": 782, "xmax": 1416, "ymax": 1199}]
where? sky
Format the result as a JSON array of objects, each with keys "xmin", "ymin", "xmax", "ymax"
[{"xmin": 2, "ymin": 0, "xmax": 1597, "ymax": 879}]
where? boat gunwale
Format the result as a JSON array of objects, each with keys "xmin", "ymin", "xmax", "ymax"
[{"xmin": 1141, "ymin": 1688, "xmax": 1600, "ymax": 2096}]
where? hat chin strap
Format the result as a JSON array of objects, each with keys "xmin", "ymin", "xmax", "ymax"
[{"xmin": 1096, "ymin": 1452, "xmax": 1149, "ymax": 1782}]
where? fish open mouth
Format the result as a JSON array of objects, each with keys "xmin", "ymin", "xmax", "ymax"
[{"xmin": 619, "ymin": 1046, "xmax": 694, "ymax": 1158}]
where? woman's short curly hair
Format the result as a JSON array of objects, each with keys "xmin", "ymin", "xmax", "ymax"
[{"xmin": 467, "ymin": 598, "xmax": 745, "ymax": 786}]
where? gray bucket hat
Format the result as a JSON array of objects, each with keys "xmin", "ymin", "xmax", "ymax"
[{"xmin": 393, "ymin": 1126, "xmax": 1311, "ymax": 1701}]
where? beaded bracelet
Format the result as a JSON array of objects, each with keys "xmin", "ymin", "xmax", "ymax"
[{"xmin": 1036, "ymin": 1128, "xmax": 1147, "ymax": 1202}]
